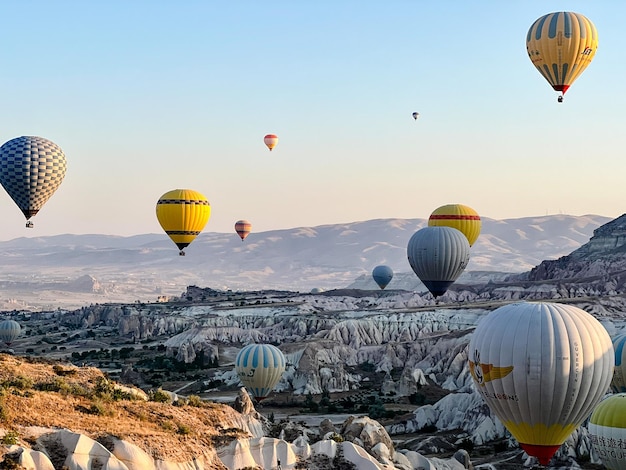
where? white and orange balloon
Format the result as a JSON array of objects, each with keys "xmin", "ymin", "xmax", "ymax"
[
  {"xmin": 469, "ymin": 302, "xmax": 614, "ymax": 465},
  {"xmin": 264, "ymin": 134, "xmax": 278, "ymax": 151},
  {"xmin": 235, "ymin": 220, "xmax": 252, "ymax": 241}
]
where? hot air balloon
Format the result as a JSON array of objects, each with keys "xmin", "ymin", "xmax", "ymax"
[
  {"xmin": 0, "ymin": 320, "xmax": 21, "ymax": 346},
  {"xmin": 372, "ymin": 265, "xmax": 393, "ymax": 290},
  {"xmin": 156, "ymin": 189, "xmax": 211, "ymax": 256},
  {"xmin": 611, "ymin": 334, "xmax": 626, "ymax": 393},
  {"xmin": 407, "ymin": 226, "xmax": 470, "ymax": 298},
  {"xmin": 264, "ymin": 134, "xmax": 278, "ymax": 151},
  {"xmin": 469, "ymin": 302, "xmax": 614, "ymax": 466},
  {"xmin": 235, "ymin": 343, "xmax": 286, "ymax": 401},
  {"xmin": 526, "ymin": 12, "xmax": 598, "ymax": 102},
  {"xmin": 588, "ymin": 394, "xmax": 626, "ymax": 470},
  {"xmin": 412, "ymin": 112, "xmax": 419, "ymax": 120},
  {"xmin": 428, "ymin": 204, "xmax": 481, "ymax": 247},
  {"xmin": 235, "ymin": 220, "xmax": 252, "ymax": 241},
  {"xmin": 0, "ymin": 136, "xmax": 67, "ymax": 228}
]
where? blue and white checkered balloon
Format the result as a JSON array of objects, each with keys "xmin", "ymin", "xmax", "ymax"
[{"xmin": 0, "ymin": 136, "xmax": 67, "ymax": 223}]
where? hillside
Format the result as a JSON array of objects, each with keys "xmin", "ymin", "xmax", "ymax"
[{"xmin": 0, "ymin": 355, "xmax": 254, "ymax": 469}]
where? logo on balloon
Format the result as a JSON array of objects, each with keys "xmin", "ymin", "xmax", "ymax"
[{"xmin": 469, "ymin": 350, "xmax": 514, "ymax": 386}]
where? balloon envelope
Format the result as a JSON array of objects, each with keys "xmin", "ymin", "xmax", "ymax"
[
  {"xmin": 526, "ymin": 12, "xmax": 598, "ymax": 96},
  {"xmin": 372, "ymin": 265, "xmax": 393, "ymax": 290},
  {"xmin": 235, "ymin": 220, "xmax": 252, "ymax": 241},
  {"xmin": 264, "ymin": 134, "xmax": 278, "ymax": 151},
  {"xmin": 156, "ymin": 189, "xmax": 211, "ymax": 255},
  {"xmin": 407, "ymin": 226, "xmax": 470, "ymax": 297},
  {"xmin": 469, "ymin": 302, "xmax": 614, "ymax": 465},
  {"xmin": 235, "ymin": 344, "xmax": 286, "ymax": 401},
  {"xmin": 428, "ymin": 204, "xmax": 481, "ymax": 247},
  {"xmin": 611, "ymin": 334, "xmax": 626, "ymax": 393},
  {"xmin": 0, "ymin": 320, "xmax": 21, "ymax": 345},
  {"xmin": 412, "ymin": 112, "xmax": 419, "ymax": 120},
  {"xmin": 588, "ymin": 393, "xmax": 626, "ymax": 470},
  {"xmin": 0, "ymin": 136, "xmax": 67, "ymax": 224}
]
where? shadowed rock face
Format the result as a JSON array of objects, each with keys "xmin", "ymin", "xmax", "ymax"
[{"xmin": 523, "ymin": 214, "xmax": 626, "ymax": 284}]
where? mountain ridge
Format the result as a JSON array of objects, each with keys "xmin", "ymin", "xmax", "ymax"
[{"xmin": 0, "ymin": 213, "xmax": 611, "ymax": 310}]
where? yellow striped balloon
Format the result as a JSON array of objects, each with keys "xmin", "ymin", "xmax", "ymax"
[
  {"xmin": 526, "ymin": 12, "xmax": 598, "ymax": 100},
  {"xmin": 428, "ymin": 204, "xmax": 481, "ymax": 247},
  {"xmin": 588, "ymin": 394, "xmax": 626, "ymax": 470},
  {"xmin": 156, "ymin": 189, "xmax": 211, "ymax": 256}
]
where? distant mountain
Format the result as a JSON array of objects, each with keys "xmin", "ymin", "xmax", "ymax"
[{"xmin": 0, "ymin": 214, "xmax": 612, "ymax": 310}]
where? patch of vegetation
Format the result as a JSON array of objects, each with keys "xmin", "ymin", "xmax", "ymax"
[
  {"xmin": 2, "ymin": 375, "xmax": 33, "ymax": 390},
  {"xmin": 1, "ymin": 430, "xmax": 18, "ymax": 445},
  {"xmin": 149, "ymin": 388, "xmax": 171, "ymax": 403}
]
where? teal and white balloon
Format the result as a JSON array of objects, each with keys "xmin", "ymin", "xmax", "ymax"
[
  {"xmin": 0, "ymin": 136, "xmax": 67, "ymax": 227},
  {"xmin": 407, "ymin": 226, "xmax": 470, "ymax": 297},
  {"xmin": 0, "ymin": 320, "xmax": 21, "ymax": 345},
  {"xmin": 612, "ymin": 334, "xmax": 626, "ymax": 393},
  {"xmin": 235, "ymin": 344, "xmax": 286, "ymax": 401}
]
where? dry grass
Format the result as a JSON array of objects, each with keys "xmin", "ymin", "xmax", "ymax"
[{"xmin": 0, "ymin": 354, "xmax": 246, "ymax": 465}]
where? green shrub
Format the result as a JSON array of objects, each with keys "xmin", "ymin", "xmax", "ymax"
[
  {"xmin": 3, "ymin": 375, "xmax": 33, "ymax": 390},
  {"xmin": 1, "ymin": 430, "xmax": 18, "ymax": 445},
  {"xmin": 149, "ymin": 389, "xmax": 171, "ymax": 403},
  {"xmin": 187, "ymin": 395, "xmax": 204, "ymax": 407}
]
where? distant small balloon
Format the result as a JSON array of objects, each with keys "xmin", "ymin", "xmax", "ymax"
[
  {"xmin": 264, "ymin": 134, "xmax": 278, "ymax": 151},
  {"xmin": 0, "ymin": 320, "xmax": 21, "ymax": 346},
  {"xmin": 412, "ymin": 112, "xmax": 419, "ymax": 120},
  {"xmin": 235, "ymin": 220, "xmax": 252, "ymax": 241},
  {"xmin": 372, "ymin": 265, "xmax": 393, "ymax": 290}
]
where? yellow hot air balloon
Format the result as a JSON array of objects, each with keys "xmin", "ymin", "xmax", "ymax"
[
  {"xmin": 156, "ymin": 189, "xmax": 211, "ymax": 256},
  {"xmin": 235, "ymin": 220, "xmax": 252, "ymax": 241},
  {"xmin": 588, "ymin": 394, "xmax": 626, "ymax": 470},
  {"xmin": 469, "ymin": 302, "xmax": 614, "ymax": 466},
  {"xmin": 264, "ymin": 134, "xmax": 278, "ymax": 151},
  {"xmin": 428, "ymin": 204, "xmax": 481, "ymax": 247},
  {"xmin": 235, "ymin": 343, "xmax": 286, "ymax": 401},
  {"xmin": 526, "ymin": 12, "xmax": 598, "ymax": 102}
]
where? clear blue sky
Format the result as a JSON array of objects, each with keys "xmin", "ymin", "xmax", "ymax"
[{"xmin": 0, "ymin": 1, "xmax": 622, "ymax": 240}]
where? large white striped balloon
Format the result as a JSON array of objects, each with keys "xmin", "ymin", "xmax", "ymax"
[
  {"xmin": 469, "ymin": 302, "xmax": 614, "ymax": 466},
  {"xmin": 235, "ymin": 344, "xmax": 286, "ymax": 401},
  {"xmin": 588, "ymin": 394, "xmax": 626, "ymax": 470}
]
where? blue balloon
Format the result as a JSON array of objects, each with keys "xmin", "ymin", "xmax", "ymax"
[{"xmin": 372, "ymin": 265, "xmax": 393, "ymax": 289}]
